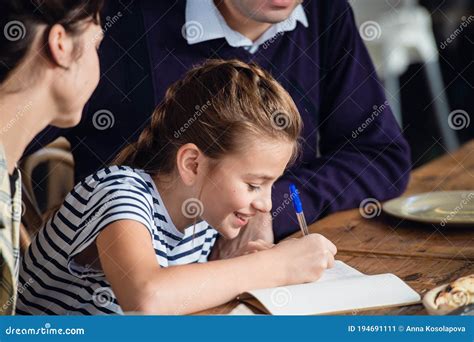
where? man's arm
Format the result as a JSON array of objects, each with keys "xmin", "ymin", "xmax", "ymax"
[{"xmin": 271, "ymin": 0, "xmax": 411, "ymax": 241}]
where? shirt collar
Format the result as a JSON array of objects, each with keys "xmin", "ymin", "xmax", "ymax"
[{"xmin": 184, "ymin": 0, "xmax": 308, "ymax": 51}]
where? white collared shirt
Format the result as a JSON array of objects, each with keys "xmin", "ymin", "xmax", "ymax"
[{"xmin": 184, "ymin": 0, "xmax": 309, "ymax": 53}]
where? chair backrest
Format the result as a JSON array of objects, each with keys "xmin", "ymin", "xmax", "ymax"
[{"xmin": 19, "ymin": 137, "xmax": 75, "ymax": 251}]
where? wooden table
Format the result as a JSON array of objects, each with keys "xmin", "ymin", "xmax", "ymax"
[{"xmin": 202, "ymin": 140, "xmax": 474, "ymax": 315}]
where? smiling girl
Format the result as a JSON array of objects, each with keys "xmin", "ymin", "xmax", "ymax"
[{"xmin": 16, "ymin": 60, "xmax": 337, "ymax": 315}]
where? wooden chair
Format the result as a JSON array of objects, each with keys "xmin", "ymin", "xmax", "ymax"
[{"xmin": 19, "ymin": 138, "xmax": 75, "ymax": 253}]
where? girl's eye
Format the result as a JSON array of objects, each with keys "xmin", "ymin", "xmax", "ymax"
[{"xmin": 248, "ymin": 184, "xmax": 261, "ymax": 192}]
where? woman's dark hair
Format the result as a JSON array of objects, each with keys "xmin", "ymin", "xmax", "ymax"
[
  {"xmin": 114, "ymin": 59, "xmax": 303, "ymax": 176},
  {"xmin": 0, "ymin": 0, "xmax": 104, "ymax": 83}
]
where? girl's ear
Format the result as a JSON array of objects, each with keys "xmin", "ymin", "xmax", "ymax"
[
  {"xmin": 47, "ymin": 24, "xmax": 74, "ymax": 68},
  {"xmin": 176, "ymin": 143, "xmax": 203, "ymax": 186}
]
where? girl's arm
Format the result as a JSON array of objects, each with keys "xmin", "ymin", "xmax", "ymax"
[{"xmin": 96, "ymin": 220, "xmax": 336, "ymax": 315}]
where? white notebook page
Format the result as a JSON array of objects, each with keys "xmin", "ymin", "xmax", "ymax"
[{"xmin": 244, "ymin": 261, "xmax": 421, "ymax": 315}]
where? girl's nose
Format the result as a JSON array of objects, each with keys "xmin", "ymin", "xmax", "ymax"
[{"xmin": 252, "ymin": 195, "xmax": 272, "ymax": 213}]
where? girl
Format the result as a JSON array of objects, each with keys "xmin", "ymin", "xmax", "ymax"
[
  {"xmin": 0, "ymin": 0, "xmax": 104, "ymax": 314},
  {"xmin": 17, "ymin": 60, "xmax": 337, "ymax": 315}
]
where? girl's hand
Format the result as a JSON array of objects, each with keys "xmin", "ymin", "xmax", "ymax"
[
  {"xmin": 269, "ymin": 234, "xmax": 337, "ymax": 285},
  {"xmin": 235, "ymin": 239, "xmax": 275, "ymax": 256},
  {"xmin": 209, "ymin": 212, "xmax": 273, "ymax": 260}
]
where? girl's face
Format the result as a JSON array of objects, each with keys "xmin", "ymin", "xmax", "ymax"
[{"xmin": 199, "ymin": 139, "xmax": 294, "ymax": 239}]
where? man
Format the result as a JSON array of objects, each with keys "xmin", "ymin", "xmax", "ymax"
[{"xmin": 30, "ymin": 0, "xmax": 411, "ymax": 244}]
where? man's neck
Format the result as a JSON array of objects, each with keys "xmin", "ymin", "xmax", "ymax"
[{"xmin": 215, "ymin": 0, "xmax": 272, "ymax": 42}]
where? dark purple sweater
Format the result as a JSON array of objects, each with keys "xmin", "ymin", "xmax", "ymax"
[{"xmin": 30, "ymin": 0, "xmax": 411, "ymax": 241}]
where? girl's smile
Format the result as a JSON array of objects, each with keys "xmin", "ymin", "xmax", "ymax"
[
  {"xmin": 155, "ymin": 138, "xmax": 295, "ymax": 240},
  {"xmin": 198, "ymin": 139, "xmax": 295, "ymax": 239},
  {"xmin": 233, "ymin": 211, "xmax": 253, "ymax": 227}
]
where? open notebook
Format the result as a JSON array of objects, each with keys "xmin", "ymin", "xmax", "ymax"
[{"xmin": 238, "ymin": 261, "xmax": 421, "ymax": 315}]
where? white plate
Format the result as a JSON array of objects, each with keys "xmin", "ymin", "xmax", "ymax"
[{"xmin": 382, "ymin": 191, "xmax": 474, "ymax": 225}]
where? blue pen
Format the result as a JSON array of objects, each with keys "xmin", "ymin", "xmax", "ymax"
[{"xmin": 289, "ymin": 184, "xmax": 309, "ymax": 236}]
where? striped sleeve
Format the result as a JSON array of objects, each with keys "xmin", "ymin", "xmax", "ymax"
[
  {"xmin": 66, "ymin": 172, "xmax": 155, "ymax": 278},
  {"xmin": 197, "ymin": 226, "xmax": 219, "ymax": 263}
]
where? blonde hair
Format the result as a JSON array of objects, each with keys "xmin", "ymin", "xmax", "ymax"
[{"xmin": 114, "ymin": 59, "xmax": 302, "ymax": 173}]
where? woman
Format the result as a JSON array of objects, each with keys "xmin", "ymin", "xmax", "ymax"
[{"xmin": 0, "ymin": 0, "xmax": 104, "ymax": 314}]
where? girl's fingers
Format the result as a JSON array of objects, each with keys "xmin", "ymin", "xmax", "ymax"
[
  {"xmin": 328, "ymin": 241, "xmax": 337, "ymax": 256},
  {"xmin": 322, "ymin": 237, "xmax": 337, "ymax": 256},
  {"xmin": 326, "ymin": 252, "xmax": 335, "ymax": 269}
]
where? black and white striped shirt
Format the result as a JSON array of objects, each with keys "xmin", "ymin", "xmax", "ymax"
[{"xmin": 16, "ymin": 166, "xmax": 218, "ymax": 315}]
